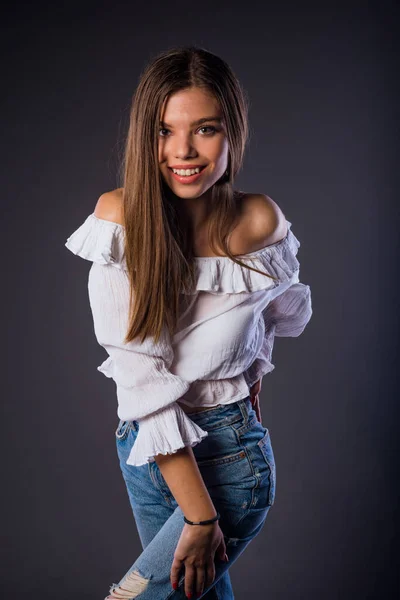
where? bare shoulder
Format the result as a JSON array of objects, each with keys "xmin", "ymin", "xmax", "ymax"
[
  {"xmin": 240, "ymin": 192, "xmax": 288, "ymax": 247},
  {"xmin": 94, "ymin": 188, "xmax": 124, "ymax": 226}
]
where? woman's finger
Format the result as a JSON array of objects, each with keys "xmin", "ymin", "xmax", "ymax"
[
  {"xmin": 250, "ymin": 378, "xmax": 262, "ymax": 397},
  {"xmin": 256, "ymin": 396, "xmax": 262, "ymax": 424},
  {"xmin": 255, "ymin": 395, "xmax": 260, "ymax": 422},
  {"xmin": 170, "ymin": 556, "xmax": 182, "ymax": 589},
  {"xmin": 184, "ymin": 564, "xmax": 196, "ymax": 599},
  {"xmin": 253, "ymin": 394, "xmax": 262, "ymax": 423},
  {"xmin": 196, "ymin": 566, "xmax": 206, "ymax": 598},
  {"xmin": 207, "ymin": 562, "xmax": 215, "ymax": 591}
]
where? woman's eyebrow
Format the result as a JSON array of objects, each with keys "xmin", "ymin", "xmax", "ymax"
[{"xmin": 159, "ymin": 117, "xmax": 223, "ymax": 128}]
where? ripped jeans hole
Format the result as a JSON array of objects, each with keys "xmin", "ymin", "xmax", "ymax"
[{"xmin": 107, "ymin": 569, "xmax": 150, "ymax": 599}]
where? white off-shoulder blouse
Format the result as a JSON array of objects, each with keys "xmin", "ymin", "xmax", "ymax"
[{"xmin": 65, "ymin": 213, "xmax": 312, "ymax": 466}]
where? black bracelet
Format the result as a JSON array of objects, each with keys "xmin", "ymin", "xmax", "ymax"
[{"xmin": 183, "ymin": 511, "xmax": 220, "ymax": 526}]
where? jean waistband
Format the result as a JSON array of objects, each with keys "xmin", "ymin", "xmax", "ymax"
[
  {"xmin": 182, "ymin": 396, "xmax": 253, "ymax": 429},
  {"xmin": 129, "ymin": 396, "xmax": 253, "ymax": 433}
]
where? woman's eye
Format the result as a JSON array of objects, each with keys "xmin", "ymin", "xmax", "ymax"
[
  {"xmin": 198, "ymin": 126, "xmax": 217, "ymax": 135},
  {"xmin": 158, "ymin": 126, "xmax": 218, "ymax": 137}
]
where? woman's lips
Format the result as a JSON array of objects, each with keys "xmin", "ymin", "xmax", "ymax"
[{"xmin": 168, "ymin": 166, "xmax": 206, "ymax": 184}]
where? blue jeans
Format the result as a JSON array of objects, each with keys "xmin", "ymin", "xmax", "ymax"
[{"xmin": 107, "ymin": 396, "xmax": 276, "ymax": 599}]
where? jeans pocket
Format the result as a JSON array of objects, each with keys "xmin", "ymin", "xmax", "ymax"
[
  {"xmin": 115, "ymin": 419, "xmax": 131, "ymax": 441},
  {"xmin": 194, "ymin": 446, "xmax": 258, "ymax": 530},
  {"xmin": 257, "ymin": 430, "xmax": 276, "ymax": 506}
]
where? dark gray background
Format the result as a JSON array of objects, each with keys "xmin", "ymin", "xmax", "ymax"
[{"xmin": 2, "ymin": 1, "xmax": 398, "ymax": 598}]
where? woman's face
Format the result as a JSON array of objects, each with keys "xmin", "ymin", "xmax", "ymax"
[{"xmin": 158, "ymin": 87, "xmax": 229, "ymax": 201}]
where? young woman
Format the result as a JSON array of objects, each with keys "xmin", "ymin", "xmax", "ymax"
[{"xmin": 65, "ymin": 46, "xmax": 312, "ymax": 600}]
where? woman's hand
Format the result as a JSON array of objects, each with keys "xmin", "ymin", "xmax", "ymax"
[
  {"xmin": 171, "ymin": 521, "xmax": 228, "ymax": 598},
  {"xmin": 249, "ymin": 378, "xmax": 263, "ymax": 424}
]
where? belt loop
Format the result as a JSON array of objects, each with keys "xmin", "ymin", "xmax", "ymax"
[{"xmin": 237, "ymin": 398, "xmax": 249, "ymax": 423}]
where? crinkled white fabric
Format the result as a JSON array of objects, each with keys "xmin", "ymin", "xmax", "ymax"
[
  {"xmin": 263, "ymin": 282, "xmax": 313, "ymax": 337},
  {"xmin": 65, "ymin": 212, "xmax": 313, "ymax": 465},
  {"xmin": 64, "ymin": 214, "xmax": 127, "ymax": 269}
]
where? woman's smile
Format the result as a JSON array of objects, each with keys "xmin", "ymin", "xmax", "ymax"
[{"xmin": 168, "ymin": 165, "xmax": 207, "ymax": 184}]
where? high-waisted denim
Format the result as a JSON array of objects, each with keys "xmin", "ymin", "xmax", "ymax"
[{"xmin": 107, "ymin": 396, "xmax": 276, "ymax": 599}]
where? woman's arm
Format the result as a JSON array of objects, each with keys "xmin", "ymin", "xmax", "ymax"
[
  {"xmin": 155, "ymin": 446, "xmax": 228, "ymax": 599},
  {"xmin": 154, "ymin": 446, "xmax": 218, "ymax": 521}
]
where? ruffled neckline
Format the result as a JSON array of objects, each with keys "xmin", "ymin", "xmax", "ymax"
[{"xmin": 65, "ymin": 213, "xmax": 301, "ymax": 294}]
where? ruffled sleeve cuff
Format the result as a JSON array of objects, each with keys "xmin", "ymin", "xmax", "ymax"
[
  {"xmin": 126, "ymin": 403, "xmax": 209, "ymax": 467},
  {"xmin": 263, "ymin": 282, "xmax": 313, "ymax": 337}
]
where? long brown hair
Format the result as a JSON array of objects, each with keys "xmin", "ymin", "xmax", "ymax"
[{"xmin": 119, "ymin": 45, "xmax": 278, "ymax": 345}]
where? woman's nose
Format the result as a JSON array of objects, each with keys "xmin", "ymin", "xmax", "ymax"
[{"xmin": 172, "ymin": 135, "xmax": 197, "ymax": 159}]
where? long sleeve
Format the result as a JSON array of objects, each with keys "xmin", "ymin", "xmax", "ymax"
[
  {"xmin": 87, "ymin": 262, "xmax": 208, "ymax": 466},
  {"xmin": 64, "ymin": 213, "xmax": 208, "ymax": 466}
]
